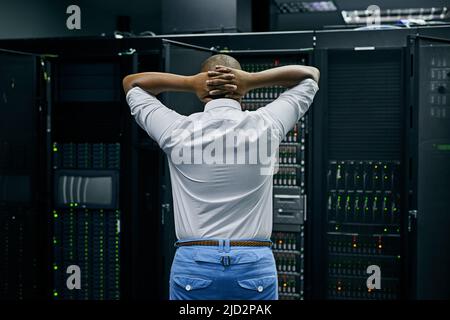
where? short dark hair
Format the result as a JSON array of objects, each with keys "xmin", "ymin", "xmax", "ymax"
[{"xmin": 200, "ymin": 54, "xmax": 241, "ymax": 72}]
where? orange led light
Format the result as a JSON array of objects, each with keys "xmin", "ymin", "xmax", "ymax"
[
  {"xmin": 337, "ymin": 286, "xmax": 342, "ymax": 291},
  {"xmin": 352, "ymin": 243, "xmax": 357, "ymax": 248}
]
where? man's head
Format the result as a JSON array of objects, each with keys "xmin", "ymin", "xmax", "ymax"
[
  {"xmin": 201, "ymin": 54, "xmax": 241, "ymax": 73},
  {"xmin": 200, "ymin": 54, "xmax": 242, "ymax": 102}
]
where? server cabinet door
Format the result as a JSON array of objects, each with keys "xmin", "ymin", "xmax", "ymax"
[
  {"xmin": 409, "ymin": 36, "xmax": 450, "ymax": 299},
  {"xmin": 160, "ymin": 40, "xmax": 213, "ymax": 299},
  {"xmin": 315, "ymin": 48, "xmax": 405, "ymax": 300},
  {"xmin": 0, "ymin": 49, "xmax": 45, "ymax": 299},
  {"xmin": 49, "ymin": 54, "xmax": 135, "ymax": 300}
]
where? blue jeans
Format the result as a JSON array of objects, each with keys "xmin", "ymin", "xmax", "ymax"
[{"xmin": 169, "ymin": 239, "xmax": 278, "ymax": 300}]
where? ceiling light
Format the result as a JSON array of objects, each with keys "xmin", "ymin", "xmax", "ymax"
[{"xmin": 341, "ymin": 7, "xmax": 449, "ymax": 24}]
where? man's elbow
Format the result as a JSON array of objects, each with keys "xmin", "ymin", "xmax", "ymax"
[
  {"xmin": 308, "ymin": 67, "xmax": 320, "ymax": 84},
  {"xmin": 122, "ymin": 74, "xmax": 137, "ymax": 94}
]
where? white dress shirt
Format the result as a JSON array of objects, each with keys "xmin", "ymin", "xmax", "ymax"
[{"xmin": 126, "ymin": 78, "xmax": 319, "ymax": 240}]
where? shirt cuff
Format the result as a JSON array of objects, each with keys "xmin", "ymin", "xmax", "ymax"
[
  {"xmin": 298, "ymin": 78, "xmax": 319, "ymax": 92},
  {"xmin": 125, "ymin": 86, "xmax": 146, "ymax": 103}
]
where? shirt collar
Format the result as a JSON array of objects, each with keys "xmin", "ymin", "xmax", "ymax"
[{"xmin": 204, "ymin": 98, "xmax": 242, "ymax": 112}]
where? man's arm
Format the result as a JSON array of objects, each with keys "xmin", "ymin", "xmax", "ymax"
[
  {"xmin": 246, "ymin": 65, "xmax": 319, "ymax": 89},
  {"xmin": 122, "ymin": 72, "xmax": 194, "ymax": 95},
  {"xmin": 207, "ymin": 65, "xmax": 320, "ymax": 99},
  {"xmin": 123, "ymin": 71, "xmax": 237, "ymax": 103}
]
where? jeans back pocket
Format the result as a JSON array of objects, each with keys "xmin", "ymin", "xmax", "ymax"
[
  {"xmin": 173, "ymin": 275, "xmax": 213, "ymax": 292},
  {"xmin": 237, "ymin": 275, "xmax": 277, "ymax": 293}
]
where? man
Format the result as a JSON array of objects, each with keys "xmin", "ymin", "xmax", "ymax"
[{"xmin": 123, "ymin": 54, "xmax": 319, "ymax": 300}]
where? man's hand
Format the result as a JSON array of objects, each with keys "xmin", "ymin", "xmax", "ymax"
[
  {"xmin": 207, "ymin": 66, "xmax": 251, "ymax": 100},
  {"xmin": 206, "ymin": 64, "xmax": 320, "ymax": 101},
  {"xmin": 122, "ymin": 70, "xmax": 239, "ymax": 103},
  {"xmin": 191, "ymin": 71, "xmax": 239, "ymax": 103}
]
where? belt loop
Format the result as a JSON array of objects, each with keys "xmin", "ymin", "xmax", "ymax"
[
  {"xmin": 224, "ymin": 239, "xmax": 231, "ymax": 253},
  {"xmin": 218, "ymin": 239, "xmax": 224, "ymax": 253},
  {"xmin": 220, "ymin": 255, "xmax": 231, "ymax": 266}
]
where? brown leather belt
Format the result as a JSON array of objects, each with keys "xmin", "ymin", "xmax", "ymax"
[{"xmin": 175, "ymin": 240, "xmax": 272, "ymax": 248}]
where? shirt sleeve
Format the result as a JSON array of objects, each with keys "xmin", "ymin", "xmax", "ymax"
[
  {"xmin": 126, "ymin": 87, "xmax": 185, "ymax": 147},
  {"xmin": 256, "ymin": 78, "xmax": 319, "ymax": 140}
]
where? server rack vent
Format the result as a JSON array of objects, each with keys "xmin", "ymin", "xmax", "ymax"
[
  {"xmin": 328, "ymin": 50, "xmax": 402, "ymax": 160},
  {"xmin": 56, "ymin": 62, "xmax": 120, "ymax": 102}
]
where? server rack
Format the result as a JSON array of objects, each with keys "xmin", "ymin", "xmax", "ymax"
[
  {"xmin": 313, "ymin": 47, "xmax": 406, "ymax": 300},
  {"xmin": 48, "ymin": 54, "xmax": 135, "ymax": 300},
  {"xmin": 236, "ymin": 51, "xmax": 311, "ymax": 300},
  {"xmin": 407, "ymin": 36, "xmax": 450, "ymax": 299},
  {"xmin": 0, "ymin": 49, "xmax": 48, "ymax": 300}
]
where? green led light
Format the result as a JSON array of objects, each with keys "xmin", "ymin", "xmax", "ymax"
[
  {"xmin": 384, "ymin": 228, "xmax": 388, "ymax": 232},
  {"xmin": 53, "ymin": 213, "xmax": 58, "ymax": 218},
  {"xmin": 53, "ymin": 291, "xmax": 59, "ymax": 297},
  {"xmin": 53, "ymin": 239, "xmax": 57, "ymax": 245},
  {"xmin": 53, "ymin": 265, "xmax": 58, "ymax": 270},
  {"xmin": 397, "ymin": 255, "xmax": 401, "ymax": 259},
  {"xmin": 434, "ymin": 144, "xmax": 450, "ymax": 151},
  {"xmin": 53, "ymin": 147, "xmax": 58, "ymax": 152}
]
